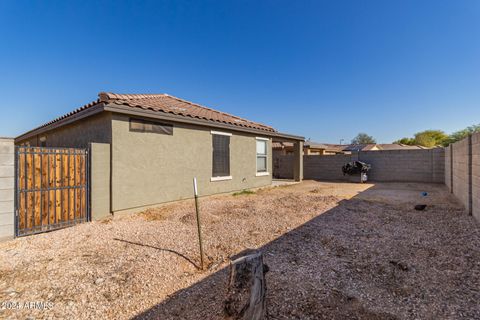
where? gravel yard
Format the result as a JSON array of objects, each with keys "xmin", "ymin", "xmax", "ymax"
[{"xmin": 1, "ymin": 181, "xmax": 479, "ymax": 319}]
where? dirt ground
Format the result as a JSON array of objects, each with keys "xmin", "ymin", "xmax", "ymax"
[{"xmin": 0, "ymin": 181, "xmax": 479, "ymax": 319}]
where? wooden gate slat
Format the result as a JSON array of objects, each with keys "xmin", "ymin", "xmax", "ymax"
[
  {"xmin": 41, "ymin": 152, "xmax": 48, "ymax": 226},
  {"xmin": 75, "ymin": 153, "xmax": 80, "ymax": 219},
  {"xmin": 18, "ymin": 151, "xmax": 25, "ymax": 230},
  {"xmin": 34, "ymin": 149, "xmax": 41, "ymax": 228},
  {"xmin": 69, "ymin": 150, "xmax": 75, "ymax": 221},
  {"xmin": 26, "ymin": 151, "xmax": 33, "ymax": 230},
  {"xmin": 47, "ymin": 153, "xmax": 54, "ymax": 225},
  {"xmin": 55, "ymin": 152, "xmax": 61, "ymax": 224}
]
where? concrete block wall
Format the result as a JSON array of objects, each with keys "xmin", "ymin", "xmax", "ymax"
[
  {"xmin": 0, "ymin": 138, "xmax": 14, "ymax": 240},
  {"xmin": 472, "ymin": 133, "xmax": 480, "ymax": 221},
  {"xmin": 445, "ymin": 132, "xmax": 480, "ymax": 221},
  {"xmin": 451, "ymin": 137, "xmax": 471, "ymax": 213},
  {"xmin": 357, "ymin": 149, "xmax": 444, "ymax": 183},
  {"xmin": 274, "ymin": 148, "xmax": 444, "ymax": 183},
  {"xmin": 304, "ymin": 154, "xmax": 354, "ymax": 181},
  {"xmin": 445, "ymin": 145, "xmax": 452, "ymax": 191}
]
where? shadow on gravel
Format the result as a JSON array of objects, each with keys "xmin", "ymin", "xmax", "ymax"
[
  {"xmin": 131, "ymin": 183, "xmax": 479, "ymax": 320},
  {"xmin": 114, "ymin": 238, "xmax": 200, "ymax": 270}
]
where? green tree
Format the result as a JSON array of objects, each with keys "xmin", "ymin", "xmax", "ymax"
[
  {"xmin": 413, "ymin": 130, "xmax": 448, "ymax": 147},
  {"xmin": 351, "ymin": 133, "xmax": 376, "ymax": 144},
  {"xmin": 445, "ymin": 124, "xmax": 480, "ymax": 145},
  {"xmin": 393, "ymin": 137, "xmax": 415, "ymax": 145}
]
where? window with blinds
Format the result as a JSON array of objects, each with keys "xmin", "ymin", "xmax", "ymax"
[
  {"xmin": 212, "ymin": 134, "xmax": 230, "ymax": 177},
  {"xmin": 256, "ymin": 139, "xmax": 267, "ymax": 172},
  {"xmin": 129, "ymin": 118, "xmax": 173, "ymax": 135}
]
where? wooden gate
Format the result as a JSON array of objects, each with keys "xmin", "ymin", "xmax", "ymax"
[{"xmin": 15, "ymin": 146, "xmax": 89, "ymax": 237}]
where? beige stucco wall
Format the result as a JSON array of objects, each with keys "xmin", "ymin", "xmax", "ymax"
[
  {"xmin": 17, "ymin": 112, "xmax": 112, "ymax": 148},
  {"xmin": 90, "ymin": 143, "xmax": 111, "ymax": 220},
  {"xmin": 110, "ymin": 114, "xmax": 272, "ymax": 213}
]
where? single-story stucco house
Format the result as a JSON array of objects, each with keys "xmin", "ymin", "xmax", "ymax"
[
  {"xmin": 273, "ymin": 141, "xmax": 431, "ymax": 156},
  {"xmin": 15, "ymin": 92, "xmax": 304, "ymax": 219}
]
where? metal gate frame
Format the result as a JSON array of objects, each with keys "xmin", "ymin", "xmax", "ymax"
[{"xmin": 14, "ymin": 146, "xmax": 90, "ymax": 237}]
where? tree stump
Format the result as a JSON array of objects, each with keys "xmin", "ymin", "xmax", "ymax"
[{"xmin": 224, "ymin": 250, "xmax": 268, "ymax": 320}]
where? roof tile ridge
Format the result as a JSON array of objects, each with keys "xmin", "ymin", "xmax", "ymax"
[{"xmin": 99, "ymin": 92, "xmax": 168, "ymax": 102}]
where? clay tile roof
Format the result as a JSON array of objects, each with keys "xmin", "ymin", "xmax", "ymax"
[
  {"xmin": 37, "ymin": 99, "xmax": 101, "ymax": 130},
  {"xmin": 19, "ymin": 92, "xmax": 276, "ymax": 140},
  {"xmin": 99, "ymin": 92, "xmax": 276, "ymax": 132}
]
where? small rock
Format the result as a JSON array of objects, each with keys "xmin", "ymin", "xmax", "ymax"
[
  {"xmin": 94, "ymin": 278, "xmax": 105, "ymax": 285},
  {"xmin": 4, "ymin": 287, "xmax": 15, "ymax": 293}
]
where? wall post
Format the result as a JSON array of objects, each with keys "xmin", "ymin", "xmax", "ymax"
[
  {"xmin": 450, "ymin": 145, "xmax": 454, "ymax": 193},
  {"xmin": 468, "ymin": 135, "xmax": 473, "ymax": 215},
  {"xmin": 0, "ymin": 138, "xmax": 14, "ymax": 241},
  {"xmin": 293, "ymin": 141, "xmax": 303, "ymax": 182},
  {"xmin": 89, "ymin": 143, "xmax": 112, "ymax": 220}
]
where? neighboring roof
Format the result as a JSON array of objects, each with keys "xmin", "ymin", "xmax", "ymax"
[
  {"xmin": 342, "ymin": 144, "xmax": 377, "ymax": 152},
  {"xmin": 99, "ymin": 93, "xmax": 275, "ymax": 132},
  {"xmin": 340, "ymin": 143, "xmax": 426, "ymax": 151},
  {"xmin": 376, "ymin": 143, "xmax": 423, "ymax": 150},
  {"xmin": 17, "ymin": 92, "xmax": 301, "ymax": 142},
  {"xmin": 272, "ymin": 141, "xmax": 346, "ymax": 153},
  {"xmin": 305, "ymin": 142, "xmax": 345, "ymax": 152},
  {"xmin": 272, "ymin": 141, "xmax": 294, "ymax": 149},
  {"xmin": 272, "ymin": 142, "xmax": 429, "ymax": 152}
]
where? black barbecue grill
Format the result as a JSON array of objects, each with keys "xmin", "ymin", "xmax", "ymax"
[{"xmin": 342, "ymin": 161, "xmax": 371, "ymax": 182}]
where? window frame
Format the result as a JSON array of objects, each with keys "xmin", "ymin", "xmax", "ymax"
[
  {"xmin": 129, "ymin": 118, "xmax": 173, "ymax": 135},
  {"xmin": 255, "ymin": 137, "xmax": 269, "ymax": 176},
  {"xmin": 211, "ymin": 131, "xmax": 232, "ymax": 181},
  {"xmin": 39, "ymin": 136, "xmax": 47, "ymax": 147}
]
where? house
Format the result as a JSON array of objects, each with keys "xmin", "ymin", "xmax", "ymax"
[
  {"xmin": 273, "ymin": 142, "xmax": 429, "ymax": 156},
  {"xmin": 343, "ymin": 143, "xmax": 429, "ymax": 152},
  {"xmin": 16, "ymin": 92, "xmax": 304, "ymax": 219},
  {"xmin": 273, "ymin": 141, "xmax": 345, "ymax": 156}
]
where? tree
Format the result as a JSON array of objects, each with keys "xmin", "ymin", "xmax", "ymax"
[
  {"xmin": 444, "ymin": 124, "xmax": 480, "ymax": 146},
  {"xmin": 351, "ymin": 133, "xmax": 376, "ymax": 145},
  {"xmin": 393, "ymin": 137, "xmax": 415, "ymax": 145},
  {"xmin": 413, "ymin": 130, "xmax": 448, "ymax": 147},
  {"xmin": 393, "ymin": 124, "xmax": 480, "ymax": 147}
]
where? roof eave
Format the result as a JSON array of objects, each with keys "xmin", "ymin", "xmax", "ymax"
[
  {"xmin": 15, "ymin": 102, "xmax": 106, "ymax": 143},
  {"xmin": 15, "ymin": 102, "xmax": 304, "ymax": 143}
]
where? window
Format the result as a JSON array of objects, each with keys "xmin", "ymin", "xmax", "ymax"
[
  {"xmin": 256, "ymin": 138, "xmax": 268, "ymax": 174},
  {"xmin": 129, "ymin": 118, "xmax": 173, "ymax": 135},
  {"xmin": 212, "ymin": 133, "xmax": 230, "ymax": 178},
  {"xmin": 39, "ymin": 136, "xmax": 47, "ymax": 147}
]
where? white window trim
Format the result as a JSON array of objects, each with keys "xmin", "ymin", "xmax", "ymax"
[
  {"xmin": 255, "ymin": 138, "xmax": 269, "ymax": 176},
  {"xmin": 211, "ymin": 130, "xmax": 232, "ymax": 136},
  {"xmin": 210, "ymin": 176, "xmax": 233, "ymax": 182}
]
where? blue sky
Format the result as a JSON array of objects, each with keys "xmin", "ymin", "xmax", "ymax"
[{"xmin": 0, "ymin": 1, "xmax": 479, "ymax": 143}]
